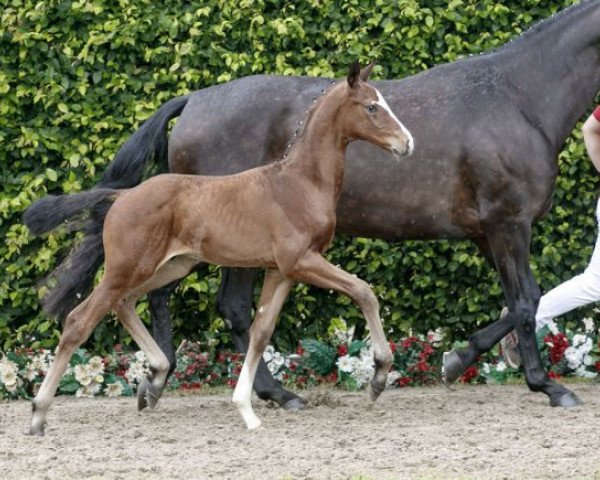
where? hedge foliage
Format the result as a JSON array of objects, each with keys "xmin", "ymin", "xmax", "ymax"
[{"xmin": 2, "ymin": 0, "xmax": 598, "ymax": 353}]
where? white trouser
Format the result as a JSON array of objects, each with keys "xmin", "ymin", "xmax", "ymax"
[{"xmin": 536, "ymin": 197, "xmax": 600, "ymax": 330}]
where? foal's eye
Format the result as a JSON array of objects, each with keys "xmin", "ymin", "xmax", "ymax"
[{"xmin": 365, "ymin": 104, "xmax": 378, "ymax": 113}]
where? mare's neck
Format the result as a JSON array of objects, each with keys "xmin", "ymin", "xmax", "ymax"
[
  {"xmin": 284, "ymin": 87, "xmax": 348, "ymax": 202},
  {"xmin": 498, "ymin": 2, "xmax": 600, "ymax": 150}
]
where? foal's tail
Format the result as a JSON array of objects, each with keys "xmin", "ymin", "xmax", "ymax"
[
  {"xmin": 23, "ymin": 188, "xmax": 119, "ymax": 237},
  {"xmin": 27, "ymin": 95, "xmax": 189, "ymax": 320}
]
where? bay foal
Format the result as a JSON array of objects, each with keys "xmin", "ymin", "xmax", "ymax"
[{"xmin": 25, "ymin": 62, "xmax": 413, "ymax": 434}]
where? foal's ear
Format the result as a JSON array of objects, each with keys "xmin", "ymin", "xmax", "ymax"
[
  {"xmin": 347, "ymin": 60, "xmax": 361, "ymax": 89},
  {"xmin": 359, "ymin": 62, "xmax": 376, "ymax": 81}
]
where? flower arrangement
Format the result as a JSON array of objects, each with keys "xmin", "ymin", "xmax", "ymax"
[{"xmin": 2, "ymin": 318, "xmax": 599, "ymax": 400}]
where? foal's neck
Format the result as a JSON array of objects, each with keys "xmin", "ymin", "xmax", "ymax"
[{"xmin": 283, "ymin": 86, "xmax": 348, "ymax": 202}]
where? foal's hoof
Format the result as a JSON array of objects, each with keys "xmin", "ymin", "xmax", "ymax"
[
  {"xmin": 137, "ymin": 379, "xmax": 162, "ymax": 411},
  {"xmin": 550, "ymin": 391, "xmax": 584, "ymax": 408},
  {"xmin": 369, "ymin": 379, "xmax": 385, "ymax": 402},
  {"xmin": 282, "ymin": 397, "xmax": 306, "ymax": 411},
  {"xmin": 442, "ymin": 351, "xmax": 463, "ymax": 386},
  {"xmin": 28, "ymin": 423, "xmax": 45, "ymax": 436}
]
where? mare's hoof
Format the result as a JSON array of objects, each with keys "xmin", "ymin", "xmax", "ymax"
[
  {"xmin": 442, "ymin": 351, "xmax": 463, "ymax": 386},
  {"xmin": 550, "ymin": 391, "xmax": 583, "ymax": 408},
  {"xmin": 137, "ymin": 379, "xmax": 162, "ymax": 411},
  {"xmin": 282, "ymin": 397, "xmax": 306, "ymax": 411}
]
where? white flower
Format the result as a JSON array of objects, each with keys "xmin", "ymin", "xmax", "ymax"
[
  {"xmin": 583, "ymin": 317, "xmax": 595, "ymax": 333},
  {"xmin": 75, "ymin": 382, "xmax": 101, "ymax": 398},
  {"xmin": 337, "ymin": 355, "xmax": 356, "ymax": 373},
  {"xmin": 262, "ymin": 345, "xmax": 275, "ymax": 364},
  {"xmin": 5, "ymin": 381, "xmax": 18, "ymax": 393},
  {"xmin": 496, "ymin": 361, "xmax": 507, "ymax": 373},
  {"xmin": 482, "ymin": 363, "xmax": 490, "ymax": 374},
  {"xmin": 386, "ymin": 371, "xmax": 401, "ymax": 386},
  {"xmin": 1, "ymin": 369, "xmax": 18, "ymax": 387},
  {"xmin": 105, "ymin": 382, "xmax": 123, "ymax": 398},
  {"xmin": 134, "ymin": 351, "xmax": 146, "ymax": 363},
  {"xmin": 88, "ymin": 356, "xmax": 105, "ymax": 376},
  {"xmin": 0, "ymin": 356, "xmax": 17, "ymax": 377},
  {"xmin": 74, "ymin": 364, "xmax": 93, "ymax": 386},
  {"xmin": 271, "ymin": 352, "xmax": 285, "ymax": 368},
  {"xmin": 575, "ymin": 365, "xmax": 597, "ymax": 379},
  {"xmin": 584, "ymin": 354, "xmax": 595, "ymax": 366},
  {"xmin": 564, "ymin": 347, "xmax": 583, "ymax": 370},
  {"xmin": 351, "ymin": 359, "xmax": 374, "ymax": 387}
]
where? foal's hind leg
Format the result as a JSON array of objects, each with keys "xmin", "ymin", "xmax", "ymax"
[
  {"xmin": 29, "ymin": 282, "xmax": 119, "ymax": 435},
  {"xmin": 232, "ymin": 269, "xmax": 293, "ymax": 429},
  {"xmin": 114, "ymin": 299, "xmax": 171, "ymax": 410},
  {"xmin": 130, "ymin": 256, "xmax": 199, "ymax": 410},
  {"xmin": 288, "ymin": 251, "xmax": 393, "ymax": 401},
  {"xmin": 218, "ymin": 267, "xmax": 306, "ymax": 410}
]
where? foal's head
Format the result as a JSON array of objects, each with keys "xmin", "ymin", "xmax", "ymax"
[{"xmin": 339, "ymin": 61, "xmax": 414, "ymax": 159}]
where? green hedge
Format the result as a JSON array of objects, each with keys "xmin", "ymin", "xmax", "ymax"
[{"xmin": 1, "ymin": 0, "xmax": 597, "ymax": 353}]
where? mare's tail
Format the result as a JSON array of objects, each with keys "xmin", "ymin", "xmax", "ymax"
[{"xmin": 27, "ymin": 95, "xmax": 190, "ymax": 320}]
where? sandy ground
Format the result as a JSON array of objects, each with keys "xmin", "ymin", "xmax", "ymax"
[{"xmin": 1, "ymin": 384, "xmax": 600, "ymax": 479}]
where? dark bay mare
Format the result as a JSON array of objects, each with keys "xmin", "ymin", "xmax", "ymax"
[
  {"xmin": 24, "ymin": 64, "xmax": 413, "ymax": 434},
  {"xmin": 36, "ymin": 1, "xmax": 600, "ymax": 409}
]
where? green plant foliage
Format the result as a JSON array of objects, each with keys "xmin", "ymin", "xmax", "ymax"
[{"xmin": 1, "ymin": 0, "xmax": 596, "ymax": 353}]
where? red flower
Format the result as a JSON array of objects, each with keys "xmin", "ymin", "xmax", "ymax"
[
  {"xmin": 545, "ymin": 333, "xmax": 569, "ymax": 364},
  {"xmin": 296, "ymin": 345, "xmax": 305, "ymax": 356},
  {"xmin": 227, "ymin": 378, "xmax": 237, "ymax": 388},
  {"xmin": 548, "ymin": 371, "xmax": 562, "ymax": 380},
  {"xmin": 595, "ymin": 361, "xmax": 600, "ymax": 373},
  {"xmin": 389, "ymin": 341, "xmax": 397, "ymax": 354},
  {"xmin": 325, "ymin": 371, "xmax": 338, "ymax": 383},
  {"xmin": 460, "ymin": 366, "xmax": 478, "ymax": 383},
  {"xmin": 414, "ymin": 360, "xmax": 430, "ymax": 372},
  {"xmin": 401, "ymin": 337, "xmax": 418, "ymax": 349},
  {"xmin": 396, "ymin": 377, "xmax": 411, "ymax": 387},
  {"xmin": 337, "ymin": 344, "xmax": 348, "ymax": 356}
]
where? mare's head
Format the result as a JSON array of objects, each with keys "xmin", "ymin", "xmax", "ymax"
[{"xmin": 339, "ymin": 61, "xmax": 414, "ymax": 160}]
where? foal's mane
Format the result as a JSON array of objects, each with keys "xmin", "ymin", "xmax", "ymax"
[{"xmin": 280, "ymin": 79, "xmax": 339, "ymax": 160}]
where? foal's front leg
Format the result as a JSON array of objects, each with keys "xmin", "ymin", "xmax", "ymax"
[
  {"xmin": 232, "ymin": 269, "xmax": 293, "ymax": 430},
  {"xmin": 289, "ymin": 251, "xmax": 393, "ymax": 400}
]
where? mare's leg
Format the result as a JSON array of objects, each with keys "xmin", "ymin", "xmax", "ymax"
[
  {"xmin": 443, "ymin": 236, "xmax": 515, "ymax": 382},
  {"xmin": 445, "ymin": 221, "xmax": 581, "ymax": 407},
  {"xmin": 148, "ymin": 278, "xmax": 182, "ymax": 378},
  {"xmin": 30, "ymin": 282, "xmax": 120, "ymax": 435},
  {"xmin": 232, "ymin": 269, "xmax": 293, "ymax": 429},
  {"xmin": 288, "ymin": 252, "xmax": 393, "ymax": 401},
  {"xmin": 218, "ymin": 267, "xmax": 305, "ymax": 410}
]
